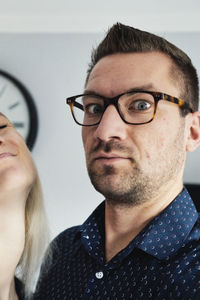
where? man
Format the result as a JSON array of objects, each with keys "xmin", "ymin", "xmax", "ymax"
[{"xmin": 35, "ymin": 23, "xmax": 200, "ymax": 299}]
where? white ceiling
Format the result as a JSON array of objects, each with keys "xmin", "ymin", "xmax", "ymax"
[{"xmin": 0, "ymin": 0, "xmax": 199, "ymax": 32}]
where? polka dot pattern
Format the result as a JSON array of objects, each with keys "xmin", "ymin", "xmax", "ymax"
[{"xmin": 34, "ymin": 188, "xmax": 200, "ymax": 299}]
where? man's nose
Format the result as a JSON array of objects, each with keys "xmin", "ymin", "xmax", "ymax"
[{"xmin": 94, "ymin": 105, "xmax": 128, "ymax": 142}]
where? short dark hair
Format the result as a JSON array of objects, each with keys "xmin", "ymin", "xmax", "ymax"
[{"xmin": 86, "ymin": 23, "xmax": 199, "ymax": 112}]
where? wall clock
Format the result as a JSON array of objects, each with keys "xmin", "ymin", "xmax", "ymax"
[{"xmin": 0, "ymin": 70, "xmax": 38, "ymax": 150}]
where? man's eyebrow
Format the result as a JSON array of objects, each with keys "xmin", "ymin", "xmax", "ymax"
[
  {"xmin": 84, "ymin": 84, "xmax": 157, "ymax": 96},
  {"xmin": 126, "ymin": 84, "xmax": 157, "ymax": 93},
  {"xmin": 83, "ymin": 89, "xmax": 100, "ymax": 95}
]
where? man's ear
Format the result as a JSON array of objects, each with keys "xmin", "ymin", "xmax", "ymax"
[{"xmin": 186, "ymin": 111, "xmax": 200, "ymax": 152}]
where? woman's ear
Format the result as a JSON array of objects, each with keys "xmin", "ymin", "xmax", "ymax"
[{"xmin": 186, "ymin": 111, "xmax": 200, "ymax": 152}]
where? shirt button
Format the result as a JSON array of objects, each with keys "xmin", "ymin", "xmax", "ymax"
[{"xmin": 95, "ymin": 271, "xmax": 103, "ymax": 279}]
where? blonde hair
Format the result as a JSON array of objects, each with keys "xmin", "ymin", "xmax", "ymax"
[{"xmin": 16, "ymin": 168, "xmax": 50, "ymax": 298}]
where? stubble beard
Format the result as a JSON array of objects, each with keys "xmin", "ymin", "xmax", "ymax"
[
  {"xmin": 88, "ymin": 160, "xmax": 166, "ymax": 207},
  {"xmin": 87, "ymin": 124, "xmax": 185, "ymax": 208}
]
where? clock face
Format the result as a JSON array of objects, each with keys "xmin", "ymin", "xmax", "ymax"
[{"xmin": 0, "ymin": 71, "xmax": 38, "ymax": 150}]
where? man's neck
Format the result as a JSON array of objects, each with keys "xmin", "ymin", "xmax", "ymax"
[{"xmin": 105, "ymin": 181, "xmax": 183, "ymax": 262}]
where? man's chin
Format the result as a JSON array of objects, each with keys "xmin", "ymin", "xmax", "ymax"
[
  {"xmin": 93, "ymin": 184, "xmax": 141, "ymax": 207},
  {"xmin": 89, "ymin": 174, "xmax": 131, "ymax": 200},
  {"xmin": 89, "ymin": 164, "xmax": 120, "ymax": 178}
]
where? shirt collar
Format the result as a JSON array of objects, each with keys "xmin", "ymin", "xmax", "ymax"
[
  {"xmin": 78, "ymin": 188, "xmax": 198, "ymax": 262},
  {"xmin": 134, "ymin": 188, "xmax": 198, "ymax": 259}
]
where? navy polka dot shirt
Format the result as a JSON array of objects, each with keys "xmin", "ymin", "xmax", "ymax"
[{"xmin": 35, "ymin": 188, "xmax": 200, "ymax": 299}]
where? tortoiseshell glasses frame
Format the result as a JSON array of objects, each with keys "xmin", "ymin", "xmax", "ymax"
[{"xmin": 66, "ymin": 90, "xmax": 193, "ymax": 126}]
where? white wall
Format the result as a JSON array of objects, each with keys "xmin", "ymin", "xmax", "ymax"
[
  {"xmin": 0, "ymin": 31, "xmax": 199, "ymax": 238},
  {"xmin": 0, "ymin": 0, "xmax": 200, "ymax": 33}
]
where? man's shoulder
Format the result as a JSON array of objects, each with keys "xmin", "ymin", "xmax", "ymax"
[
  {"xmin": 54, "ymin": 225, "xmax": 81, "ymax": 240},
  {"xmin": 38, "ymin": 226, "xmax": 81, "ymax": 277},
  {"xmin": 51, "ymin": 225, "xmax": 81, "ymax": 250}
]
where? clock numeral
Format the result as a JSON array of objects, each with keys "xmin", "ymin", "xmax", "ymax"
[
  {"xmin": 13, "ymin": 122, "xmax": 25, "ymax": 128},
  {"xmin": 0, "ymin": 84, "xmax": 6, "ymax": 97},
  {"xmin": 9, "ymin": 102, "xmax": 20, "ymax": 110}
]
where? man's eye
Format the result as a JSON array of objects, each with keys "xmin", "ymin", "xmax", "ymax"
[
  {"xmin": 85, "ymin": 104, "xmax": 103, "ymax": 114},
  {"xmin": 130, "ymin": 100, "xmax": 151, "ymax": 111}
]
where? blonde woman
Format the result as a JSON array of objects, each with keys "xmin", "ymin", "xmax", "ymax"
[{"xmin": 0, "ymin": 113, "xmax": 49, "ymax": 300}]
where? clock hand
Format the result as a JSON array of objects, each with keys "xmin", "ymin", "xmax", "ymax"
[
  {"xmin": 9, "ymin": 102, "xmax": 20, "ymax": 110},
  {"xmin": 0, "ymin": 84, "xmax": 7, "ymax": 97},
  {"xmin": 12, "ymin": 122, "xmax": 25, "ymax": 129}
]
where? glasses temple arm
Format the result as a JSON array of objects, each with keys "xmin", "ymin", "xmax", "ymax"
[{"xmin": 72, "ymin": 101, "xmax": 84, "ymax": 111}]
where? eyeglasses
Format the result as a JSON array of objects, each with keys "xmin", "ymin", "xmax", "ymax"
[{"xmin": 66, "ymin": 90, "xmax": 193, "ymax": 126}]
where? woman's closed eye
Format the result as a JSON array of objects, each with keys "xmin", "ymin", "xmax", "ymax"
[{"xmin": 0, "ymin": 124, "xmax": 8, "ymax": 129}]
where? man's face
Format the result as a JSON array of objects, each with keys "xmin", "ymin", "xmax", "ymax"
[{"xmin": 82, "ymin": 52, "xmax": 189, "ymax": 206}]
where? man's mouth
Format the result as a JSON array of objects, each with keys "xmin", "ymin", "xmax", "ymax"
[{"xmin": 93, "ymin": 152, "xmax": 130, "ymax": 164}]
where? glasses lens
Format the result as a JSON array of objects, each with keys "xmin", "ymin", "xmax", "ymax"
[
  {"xmin": 118, "ymin": 92, "xmax": 155, "ymax": 124},
  {"xmin": 72, "ymin": 95, "xmax": 104, "ymax": 125}
]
